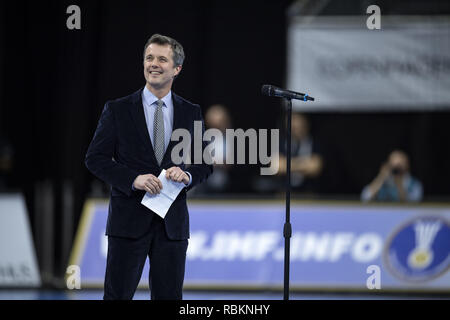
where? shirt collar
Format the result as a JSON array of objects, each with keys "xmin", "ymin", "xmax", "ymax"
[{"xmin": 142, "ymin": 86, "xmax": 172, "ymax": 108}]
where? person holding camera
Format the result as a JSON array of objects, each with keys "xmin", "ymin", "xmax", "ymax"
[{"xmin": 361, "ymin": 150, "xmax": 423, "ymax": 202}]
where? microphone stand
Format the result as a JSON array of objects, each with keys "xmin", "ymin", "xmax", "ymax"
[
  {"xmin": 262, "ymin": 85, "xmax": 314, "ymax": 300},
  {"xmin": 283, "ymin": 98, "xmax": 292, "ymax": 300}
]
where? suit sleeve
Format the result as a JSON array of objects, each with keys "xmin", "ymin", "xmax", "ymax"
[
  {"xmin": 185, "ymin": 105, "xmax": 213, "ymax": 191},
  {"xmin": 85, "ymin": 102, "xmax": 139, "ymax": 196}
]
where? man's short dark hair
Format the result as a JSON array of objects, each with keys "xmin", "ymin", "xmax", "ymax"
[{"xmin": 143, "ymin": 34, "xmax": 185, "ymax": 67}]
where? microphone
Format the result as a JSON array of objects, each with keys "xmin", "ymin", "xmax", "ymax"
[{"xmin": 261, "ymin": 84, "xmax": 315, "ymax": 101}]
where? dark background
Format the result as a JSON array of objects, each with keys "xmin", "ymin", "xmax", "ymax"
[{"xmin": 1, "ymin": 0, "xmax": 450, "ymax": 283}]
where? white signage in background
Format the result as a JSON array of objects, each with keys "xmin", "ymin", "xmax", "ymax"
[
  {"xmin": 0, "ymin": 194, "xmax": 41, "ymax": 287},
  {"xmin": 287, "ymin": 16, "xmax": 450, "ymax": 111}
]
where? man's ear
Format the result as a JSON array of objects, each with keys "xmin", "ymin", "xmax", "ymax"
[{"xmin": 174, "ymin": 65, "xmax": 182, "ymax": 77}]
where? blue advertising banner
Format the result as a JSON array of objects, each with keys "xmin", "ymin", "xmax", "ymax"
[{"xmin": 69, "ymin": 200, "xmax": 450, "ymax": 291}]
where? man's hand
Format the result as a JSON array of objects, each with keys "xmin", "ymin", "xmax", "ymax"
[
  {"xmin": 133, "ymin": 174, "xmax": 163, "ymax": 194},
  {"xmin": 166, "ymin": 166, "xmax": 190, "ymax": 185},
  {"xmin": 366, "ymin": 162, "xmax": 391, "ymax": 201},
  {"xmin": 377, "ymin": 162, "xmax": 391, "ymax": 181},
  {"xmin": 393, "ymin": 173, "xmax": 407, "ymax": 202}
]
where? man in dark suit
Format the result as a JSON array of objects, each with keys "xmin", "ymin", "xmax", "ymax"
[{"xmin": 85, "ymin": 34, "xmax": 212, "ymax": 300}]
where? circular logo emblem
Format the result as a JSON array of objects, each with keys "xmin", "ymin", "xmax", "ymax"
[{"xmin": 384, "ymin": 216, "xmax": 450, "ymax": 282}]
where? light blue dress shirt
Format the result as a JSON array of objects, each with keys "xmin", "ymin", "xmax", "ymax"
[{"xmin": 134, "ymin": 86, "xmax": 191, "ymax": 187}]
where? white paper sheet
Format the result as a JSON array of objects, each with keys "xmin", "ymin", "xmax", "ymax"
[{"xmin": 140, "ymin": 169, "xmax": 186, "ymax": 219}]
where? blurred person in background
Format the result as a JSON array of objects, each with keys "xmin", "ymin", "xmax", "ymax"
[
  {"xmin": 192, "ymin": 104, "xmax": 234, "ymax": 195},
  {"xmin": 361, "ymin": 150, "xmax": 423, "ymax": 202},
  {"xmin": 276, "ymin": 112, "xmax": 324, "ymax": 193}
]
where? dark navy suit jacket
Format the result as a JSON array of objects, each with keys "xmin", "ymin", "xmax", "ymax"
[{"xmin": 85, "ymin": 88, "xmax": 212, "ymax": 240}]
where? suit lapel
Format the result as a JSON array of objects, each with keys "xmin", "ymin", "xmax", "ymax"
[{"xmin": 129, "ymin": 88, "xmax": 159, "ymax": 165}]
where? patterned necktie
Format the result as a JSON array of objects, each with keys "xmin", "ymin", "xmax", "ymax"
[{"xmin": 153, "ymin": 100, "xmax": 165, "ymax": 165}]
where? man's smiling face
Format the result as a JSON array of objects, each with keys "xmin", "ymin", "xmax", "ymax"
[{"xmin": 143, "ymin": 43, "xmax": 181, "ymax": 91}]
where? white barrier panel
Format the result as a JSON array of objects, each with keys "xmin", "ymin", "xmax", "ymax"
[{"xmin": 0, "ymin": 194, "xmax": 41, "ymax": 287}]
